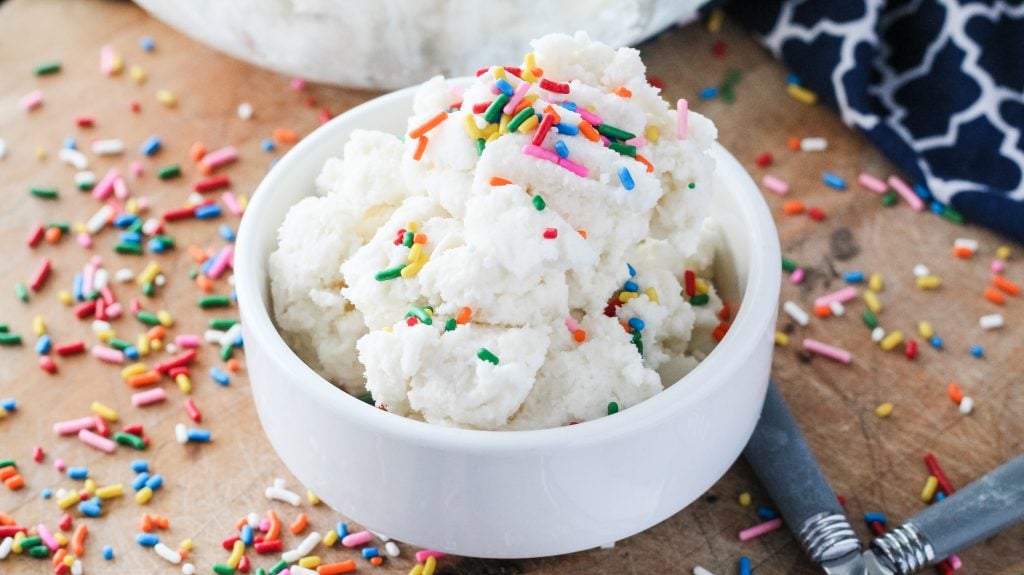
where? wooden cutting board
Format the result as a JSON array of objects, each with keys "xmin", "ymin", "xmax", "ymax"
[{"xmin": 0, "ymin": 1, "xmax": 1020, "ymax": 573}]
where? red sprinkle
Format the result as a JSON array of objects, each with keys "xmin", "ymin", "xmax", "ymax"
[
  {"xmin": 238, "ymin": 555, "xmax": 251, "ymax": 573},
  {"xmin": 0, "ymin": 526, "xmax": 28, "ymax": 537},
  {"xmin": 29, "ymin": 258, "xmax": 52, "ymax": 291},
  {"xmin": 542, "ymin": 228, "xmax": 558, "ymax": 239},
  {"xmin": 712, "ymin": 40, "xmax": 728, "ymax": 58},
  {"xmin": 73, "ymin": 301, "xmax": 96, "ymax": 319},
  {"xmin": 38, "ymin": 355, "xmax": 58, "ymax": 373},
  {"xmin": 76, "ymin": 116, "xmax": 95, "ymax": 128},
  {"xmin": 32, "ymin": 446, "xmax": 44, "ymax": 463},
  {"xmin": 755, "ymin": 152, "xmax": 773, "ymax": 167},
  {"xmin": 58, "ymin": 514, "xmax": 73, "ymax": 531},
  {"xmin": 156, "ymin": 350, "xmax": 197, "ymax": 375},
  {"xmin": 684, "ymin": 270, "xmax": 697, "ymax": 297},
  {"xmin": 924, "ymin": 452, "xmax": 956, "ymax": 495},
  {"xmin": 184, "ymin": 398, "xmax": 202, "ymax": 423},
  {"xmin": 162, "ymin": 206, "xmax": 196, "ymax": 222},
  {"xmin": 472, "ymin": 101, "xmax": 492, "ymax": 114},
  {"xmin": 539, "ymin": 78, "xmax": 570, "ymax": 94},
  {"xmin": 221, "ymin": 535, "xmax": 240, "ymax": 551},
  {"xmin": 531, "ymin": 114, "xmax": 555, "ymax": 146},
  {"xmin": 808, "ymin": 207, "xmax": 826, "ymax": 221},
  {"xmin": 93, "ymin": 415, "xmax": 110, "ymax": 437},
  {"xmin": 193, "ymin": 176, "xmax": 231, "ymax": 193},
  {"xmin": 905, "ymin": 339, "xmax": 918, "ymax": 360},
  {"xmin": 122, "ymin": 424, "xmax": 144, "ymax": 437},
  {"xmin": 254, "ymin": 539, "xmax": 282, "ymax": 554},
  {"xmin": 56, "ymin": 341, "xmax": 86, "ymax": 356},
  {"xmin": 26, "ymin": 224, "xmax": 45, "ymax": 248}
]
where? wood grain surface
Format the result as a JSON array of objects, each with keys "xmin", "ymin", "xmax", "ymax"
[{"xmin": 0, "ymin": 1, "xmax": 1021, "ymax": 574}]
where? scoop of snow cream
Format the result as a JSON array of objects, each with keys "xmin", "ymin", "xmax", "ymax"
[{"xmin": 270, "ymin": 32, "xmax": 729, "ymax": 430}]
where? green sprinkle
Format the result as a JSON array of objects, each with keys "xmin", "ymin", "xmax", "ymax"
[
  {"xmin": 30, "ymin": 187, "xmax": 59, "ymax": 199},
  {"xmin": 0, "ymin": 324, "xmax": 7, "ymax": 333},
  {"xmin": 0, "ymin": 333, "xmax": 22, "ymax": 346},
  {"xmin": 157, "ymin": 164, "xmax": 181, "ymax": 180},
  {"xmin": 862, "ymin": 310, "xmax": 878, "ymax": 329},
  {"xmin": 188, "ymin": 269, "xmax": 199, "ymax": 280},
  {"xmin": 507, "ymin": 107, "xmax": 535, "ymax": 133},
  {"xmin": 154, "ymin": 234, "xmax": 176, "ymax": 248},
  {"xmin": 407, "ymin": 306, "xmax": 432, "ymax": 325},
  {"xmin": 142, "ymin": 282, "xmax": 154, "ymax": 297},
  {"xmin": 15, "ymin": 282, "xmax": 29, "ymax": 302},
  {"xmin": 213, "ymin": 563, "xmax": 236, "ymax": 575},
  {"xmin": 21, "ymin": 536, "xmax": 43, "ymax": 549},
  {"xmin": 209, "ymin": 318, "xmax": 238, "ymax": 330},
  {"xmin": 86, "ymin": 291, "xmax": 100, "ymax": 301},
  {"xmin": 46, "ymin": 221, "xmax": 71, "ymax": 233},
  {"xmin": 484, "ymin": 94, "xmax": 510, "ymax": 124},
  {"xmin": 127, "ymin": 220, "xmax": 144, "ymax": 234},
  {"xmin": 76, "ymin": 178, "xmax": 95, "ymax": 191},
  {"xmin": 631, "ymin": 329, "xmax": 644, "ymax": 358},
  {"xmin": 0, "ymin": 458, "xmax": 15, "ymax": 468},
  {"xmin": 113, "ymin": 432, "xmax": 146, "ymax": 450},
  {"xmin": 402, "ymin": 231, "xmax": 414, "ymax": 248},
  {"xmin": 690, "ymin": 293, "xmax": 710, "ymax": 306},
  {"xmin": 444, "ymin": 317, "xmax": 457, "ymax": 331},
  {"xmin": 596, "ymin": 123, "xmax": 635, "ymax": 141},
  {"xmin": 256, "ymin": 570, "xmax": 268, "ymax": 575},
  {"xmin": 723, "ymin": 68, "xmax": 743, "ymax": 87},
  {"xmin": 781, "ymin": 257, "xmax": 797, "ymax": 272},
  {"xmin": 269, "ymin": 560, "xmax": 289, "ymax": 575},
  {"xmin": 720, "ymin": 86, "xmax": 736, "ymax": 104},
  {"xmin": 198, "ymin": 295, "xmax": 232, "ymax": 309},
  {"xmin": 688, "ymin": 182, "xmax": 696, "ymax": 189},
  {"xmin": 608, "ymin": 142, "xmax": 636, "ymax": 157},
  {"xmin": 35, "ymin": 61, "xmax": 62, "ymax": 75},
  {"xmin": 114, "ymin": 243, "xmax": 143, "ymax": 255},
  {"xmin": 477, "ymin": 348, "xmax": 499, "ymax": 365},
  {"xmin": 356, "ymin": 393, "xmax": 374, "ymax": 405},
  {"xmin": 374, "ymin": 264, "xmax": 406, "ymax": 282},
  {"xmin": 27, "ymin": 544, "xmax": 50, "ymax": 558},
  {"xmin": 108, "ymin": 338, "xmax": 132, "ymax": 351},
  {"xmin": 941, "ymin": 206, "xmax": 964, "ymax": 224},
  {"xmin": 220, "ymin": 344, "xmax": 233, "ymax": 361},
  {"xmin": 881, "ymin": 191, "xmax": 898, "ymax": 207},
  {"xmin": 607, "ymin": 401, "xmax": 619, "ymax": 415},
  {"xmin": 475, "ymin": 138, "xmax": 486, "ymax": 156},
  {"xmin": 532, "ymin": 194, "xmax": 546, "ymax": 211},
  {"xmin": 136, "ymin": 311, "xmax": 161, "ymax": 326}
]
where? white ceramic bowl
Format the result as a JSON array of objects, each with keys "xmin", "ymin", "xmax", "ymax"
[{"xmin": 235, "ymin": 83, "xmax": 780, "ymax": 558}]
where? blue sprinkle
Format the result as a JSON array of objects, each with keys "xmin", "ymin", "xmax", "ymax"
[
  {"xmin": 786, "ymin": 73, "xmax": 801, "ymax": 86},
  {"xmin": 147, "ymin": 238, "xmax": 167, "ymax": 253},
  {"xmin": 627, "ymin": 263, "xmax": 636, "ymax": 277},
  {"xmin": 113, "ymin": 214, "xmax": 138, "ymax": 228},
  {"xmin": 80, "ymin": 501, "xmax": 102, "ymax": 517},
  {"xmin": 623, "ymin": 281, "xmax": 639, "ymax": 293},
  {"xmin": 64, "ymin": 136, "xmax": 77, "ymax": 150},
  {"xmin": 200, "ymin": 257, "xmax": 215, "ymax": 277},
  {"xmin": 843, "ymin": 271, "xmax": 864, "ymax": 283},
  {"xmin": 362, "ymin": 547, "xmax": 380, "ymax": 559},
  {"xmin": 140, "ymin": 36, "xmax": 155, "ymax": 51},
  {"xmin": 132, "ymin": 472, "xmax": 150, "ymax": 491},
  {"xmin": 130, "ymin": 459, "xmax": 149, "ymax": 473},
  {"xmin": 102, "ymin": 545, "xmax": 114, "ymax": 560},
  {"xmin": 145, "ymin": 474, "xmax": 164, "ymax": 491},
  {"xmin": 337, "ymin": 522, "xmax": 349, "ymax": 539},
  {"xmin": 935, "ymin": 491, "xmax": 946, "ymax": 501},
  {"xmin": 494, "ymin": 78, "xmax": 514, "ymax": 96},
  {"xmin": 41, "ymin": 488, "xmax": 52, "ymax": 499},
  {"xmin": 119, "ymin": 231, "xmax": 142, "ymax": 244},
  {"xmin": 699, "ymin": 86, "xmax": 718, "ymax": 100},
  {"xmin": 210, "ymin": 367, "xmax": 230, "ymax": 386},
  {"xmin": 864, "ymin": 512, "xmax": 887, "ymax": 525},
  {"xmin": 560, "ymin": 101, "xmax": 578, "ymax": 112},
  {"xmin": 68, "ymin": 466, "xmax": 89, "ymax": 480},
  {"xmin": 554, "ymin": 122, "xmax": 579, "ymax": 136},
  {"xmin": 618, "ymin": 166, "xmax": 635, "ymax": 191},
  {"xmin": 186, "ymin": 428, "xmax": 211, "ymax": 443},
  {"xmin": 241, "ymin": 524, "xmax": 254, "ymax": 546},
  {"xmin": 913, "ymin": 183, "xmax": 933, "ymax": 201},
  {"xmin": 124, "ymin": 346, "xmax": 140, "ymax": 360},
  {"xmin": 756, "ymin": 506, "xmax": 777, "ymax": 520},
  {"xmin": 1, "ymin": 398, "xmax": 16, "ymax": 411},
  {"xmin": 233, "ymin": 334, "xmax": 244, "ymax": 348},
  {"xmin": 822, "ymin": 172, "xmax": 847, "ymax": 190},
  {"xmin": 261, "ymin": 139, "xmax": 276, "ymax": 152},
  {"xmin": 930, "ymin": 335, "xmax": 943, "ymax": 349},
  {"xmin": 628, "ymin": 317, "xmax": 645, "ymax": 331},
  {"xmin": 739, "ymin": 556, "xmax": 751, "ymax": 575},
  {"xmin": 970, "ymin": 345, "xmax": 984, "ymax": 358},
  {"xmin": 553, "ymin": 140, "xmax": 569, "ymax": 159},
  {"xmin": 140, "ymin": 136, "xmax": 161, "ymax": 156},
  {"xmin": 35, "ymin": 334, "xmax": 52, "ymax": 355},
  {"xmin": 195, "ymin": 204, "xmax": 222, "ymax": 219},
  {"xmin": 930, "ymin": 200, "xmax": 945, "ymax": 215},
  {"xmin": 135, "ymin": 532, "xmax": 159, "ymax": 547},
  {"xmin": 73, "ymin": 272, "xmax": 84, "ymax": 301},
  {"xmin": 219, "ymin": 225, "xmax": 236, "ymax": 242}
]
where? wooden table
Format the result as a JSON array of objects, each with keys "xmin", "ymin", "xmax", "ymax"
[{"xmin": 1, "ymin": 1, "xmax": 1021, "ymax": 573}]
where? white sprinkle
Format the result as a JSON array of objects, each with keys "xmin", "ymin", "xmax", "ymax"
[
  {"xmin": 182, "ymin": 563, "xmax": 197, "ymax": 575},
  {"xmin": 274, "ymin": 477, "xmax": 287, "ymax": 488},
  {"xmin": 800, "ymin": 137, "xmax": 828, "ymax": 152},
  {"xmin": 829, "ymin": 300, "xmax": 845, "ymax": 317},
  {"xmin": 979, "ymin": 314, "xmax": 1004, "ymax": 330},
  {"xmin": 71, "ymin": 559, "xmax": 83, "ymax": 575},
  {"xmin": 155, "ymin": 542, "xmax": 181, "ymax": 564},
  {"xmin": 783, "ymin": 300, "xmax": 810, "ymax": 326},
  {"xmin": 91, "ymin": 139, "xmax": 125, "ymax": 156},
  {"xmin": 266, "ymin": 486, "xmax": 302, "ymax": 506},
  {"xmin": 91, "ymin": 320, "xmax": 112, "ymax": 333},
  {"xmin": 247, "ymin": 512, "xmax": 261, "ymax": 527},
  {"xmin": 913, "ymin": 264, "xmax": 930, "ymax": 278},
  {"xmin": 871, "ymin": 327, "xmax": 886, "ymax": 343},
  {"xmin": 86, "ymin": 205, "xmax": 114, "ymax": 234},
  {"xmin": 187, "ymin": 192, "xmax": 204, "ymax": 206},
  {"xmin": 0, "ymin": 536, "xmax": 13, "ymax": 559},
  {"xmin": 290, "ymin": 567, "xmax": 318, "ymax": 575},
  {"xmin": 959, "ymin": 396, "xmax": 974, "ymax": 415},
  {"xmin": 155, "ymin": 274, "xmax": 166, "ymax": 287},
  {"xmin": 175, "ymin": 423, "xmax": 188, "ymax": 444},
  {"xmin": 204, "ymin": 330, "xmax": 226, "ymax": 343},
  {"xmin": 142, "ymin": 218, "xmax": 162, "ymax": 236},
  {"xmin": 59, "ymin": 148, "xmax": 90, "ymax": 170},
  {"xmin": 954, "ymin": 238, "xmax": 979, "ymax": 251},
  {"xmin": 115, "ymin": 268, "xmax": 135, "ymax": 283},
  {"xmin": 370, "ymin": 531, "xmax": 391, "ymax": 542},
  {"xmin": 600, "ymin": 541, "xmax": 616, "ymax": 549},
  {"xmin": 237, "ymin": 102, "xmax": 254, "ymax": 120},
  {"xmin": 220, "ymin": 323, "xmax": 243, "ymax": 348},
  {"xmin": 75, "ymin": 171, "xmax": 96, "ymax": 189},
  {"xmin": 93, "ymin": 268, "xmax": 109, "ymax": 291},
  {"xmin": 0, "ymin": 139, "xmax": 7, "ymax": 159},
  {"xmin": 694, "ymin": 567, "xmax": 716, "ymax": 575},
  {"xmin": 281, "ymin": 531, "xmax": 321, "ymax": 563},
  {"xmin": 385, "ymin": 541, "xmax": 400, "ymax": 557}
]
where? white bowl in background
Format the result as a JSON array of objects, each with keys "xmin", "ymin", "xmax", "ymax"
[
  {"xmin": 234, "ymin": 81, "xmax": 780, "ymax": 558},
  {"xmin": 134, "ymin": 0, "xmax": 706, "ymax": 89}
]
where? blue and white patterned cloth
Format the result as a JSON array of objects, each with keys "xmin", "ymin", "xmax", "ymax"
[{"xmin": 727, "ymin": 0, "xmax": 1024, "ymax": 244}]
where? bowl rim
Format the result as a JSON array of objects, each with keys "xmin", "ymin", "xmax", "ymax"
[{"xmin": 235, "ymin": 80, "xmax": 780, "ymax": 451}]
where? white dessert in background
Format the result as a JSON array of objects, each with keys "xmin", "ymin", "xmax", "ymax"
[{"xmin": 270, "ymin": 32, "xmax": 727, "ymax": 430}]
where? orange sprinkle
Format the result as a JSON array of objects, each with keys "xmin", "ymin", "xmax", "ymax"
[
  {"xmin": 189, "ymin": 142, "xmax": 206, "ymax": 162},
  {"xmin": 147, "ymin": 326, "xmax": 165, "ymax": 341},
  {"xmin": 573, "ymin": 329, "xmax": 587, "ymax": 343},
  {"xmin": 188, "ymin": 244, "xmax": 208, "ymax": 263},
  {"xmin": 44, "ymin": 227, "xmax": 62, "ymax": 244},
  {"xmin": 578, "ymin": 229, "xmax": 587, "ymax": 239},
  {"xmin": 266, "ymin": 511, "xmax": 281, "ymax": 542},
  {"xmin": 530, "ymin": 67, "xmax": 544, "ymax": 78},
  {"xmin": 948, "ymin": 383, "xmax": 963, "ymax": 404},
  {"xmin": 127, "ymin": 371, "xmax": 161, "ymax": 388},
  {"xmin": 718, "ymin": 302, "xmax": 732, "ymax": 321},
  {"xmin": 4, "ymin": 474, "xmax": 24, "ymax": 490},
  {"xmin": 787, "ymin": 136, "xmax": 801, "ymax": 151},
  {"xmin": 543, "ymin": 105, "xmax": 561, "ymax": 124},
  {"xmin": 984, "ymin": 286, "xmax": 1006, "ymax": 305},
  {"xmin": 71, "ymin": 523, "xmax": 88, "ymax": 557},
  {"xmin": 512, "ymin": 97, "xmax": 533, "ymax": 115},
  {"xmin": 0, "ymin": 513, "xmax": 15, "ymax": 525},
  {"xmin": 195, "ymin": 274, "xmax": 213, "ymax": 293},
  {"xmin": 578, "ymin": 120, "xmax": 600, "ymax": 142},
  {"xmin": 621, "ymin": 322, "xmax": 631, "ymax": 333},
  {"xmin": 317, "ymin": 560, "xmax": 358, "ymax": 575},
  {"xmin": 141, "ymin": 513, "xmax": 153, "ymax": 532},
  {"xmin": 456, "ymin": 307, "xmax": 472, "ymax": 325},
  {"xmin": 234, "ymin": 517, "xmax": 248, "ymax": 531},
  {"xmin": 952, "ymin": 246, "xmax": 973, "ymax": 259},
  {"xmin": 52, "ymin": 548, "xmax": 67, "ymax": 566},
  {"xmin": 226, "ymin": 359, "xmax": 241, "ymax": 373},
  {"xmin": 0, "ymin": 466, "xmax": 15, "ymax": 481},
  {"xmin": 151, "ymin": 514, "xmax": 169, "ymax": 529},
  {"xmin": 370, "ymin": 556, "xmax": 384, "ymax": 566},
  {"xmin": 813, "ymin": 305, "xmax": 831, "ymax": 318},
  {"xmin": 408, "ymin": 111, "xmax": 448, "ymax": 140},
  {"xmin": 273, "ymin": 128, "xmax": 299, "ymax": 145},
  {"xmin": 712, "ymin": 321, "xmax": 730, "ymax": 342},
  {"xmin": 489, "ymin": 177, "xmax": 512, "ymax": 187},
  {"xmin": 289, "ymin": 512, "xmax": 308, "ymax": 535},
  {"xmin": 635, "ymin": 154, "xmax": 654, "ymax": 173},
  {"xmin": 993, "ymin": 275, "xmax": 1021, "ymax": 296},
  {"xmin": 612, "ymin": 86, "xmax": 633, "ymax": 98},
  {"xmin": 413, "ymin": 233, "xmax": 428, "ymax": 244},
  {"xmin": 412, "ymin": 136, "xmax": 429, "ymax": 161},
  {"xmin": 783, "ymin": 200, "xmax": 806, "ymax": 214}
]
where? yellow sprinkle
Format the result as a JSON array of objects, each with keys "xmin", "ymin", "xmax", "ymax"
[
  {"xmin": 137, "ymin": 261, "xmax": 161, "ymax": 286},
  {"xmin": 409, "ymin": 243, "xmax": 423, "ymax": 263},
  {"xmin": 84, "ymin": 479, "xmax": 96, "ymax": 494},
  {"xmin": 298, "ymin": 556, "xmax": 321, "ymax": 569},
  {"xmin": 996, "ymin": 245, "xmax": 1010, "ymax": 260},
  {"xmin": 58, "ymin": 290, "xmax": 73, "ymax": 305},
  {"xmin": 518, "ymin": 115, "xmax": 539, "ymax": 133},
  {"xmin": 645, "ymin": 287, "xmax": 659, "ymax": 304},
  {"xmin": 492, "ymin": 66, "xmax": 506, "ymax": 80},
  {"xmin": 787, "ymin": 84, "xmax": 818, "ymax": 105},
  {"xmin": 409, "ymin": 564, "xmax": 425, "ymax": 575},
  {"xmin": 406, "ymin": 221, "xmax": 419, "ymax": 233},
  {"xmin": 644, "ymin": 125, "xmax": 659, "ymax": 143},
  {"xmin": 918, "ymin": 321, "xmax": 934, "ymax": 339},
  {"xmin": 524, "ymin": 52, "xmax": 537, "ymax": 69},
  {"xmin": 95, "ymin": 483, "xmax": 124, "ymax": 499},
  {"xmin": 524, "ymin": 93, "xmax": 539, "ymax": 104},
  {"xmin": 424, "ymin": 556, "xmax": 437, "ymax": 575},
  {"xmin": 90, "ymin": 401, "xmax": 119, "ymax": 421},
  {"xmin": 486, "ymin": 130, "xmax": 501, "ymax": 143},
  {"xmin": 125, "ymin": 198, "xmax": 139, "ymax": 215},
  {"xmin": 58, "ymin": 491, "xmax": 80, "ymax": 509},
  {"xmin": 12, "ymin": 531, "xmax": 25, "ymax": 553},
  {"xmin": 135, "ymin": 486, "xmax": 153, "ymax": 504},
  {"xmin": 875, "ymin": 402, "xmax": 894, "ymax": 418},
  {"xmin": 863, "ymin": 291, "xmax": 882, "ymax": 313},
  {"xmin": 322, "ymin": 530, "xmax": 338, "ymax": 547},
  {"xmin": 774, "ymin": 332, "xmax": 790, "ymax": 346},
  {"xmin": 122, "ymin": 363, "xmax": 148, "ymax": 380},
  {"xmin": 498, "ymin": 113, "xmax": 510, "ymax": 136},
  {"xmin": 32, "ymin": 316, "xmax": 46, "ymax": 336},
  {"xmin": 618, "ymin": 291, "xmax": 639, "ymax": 303},
  {"xmin": 921, "ymin": 475, "xmax": 939, "ymax": 502},
  {"xmin": 179, "ymin": 539, "xmax": 194, "ymax": 552},
  {"xmin": 150, "ymin": 338, "xmax": 162, "ymax": 351},
  {"xmin": 400, "ymin": 260, "xmax": 424, "ymax": 279},
  {"xmin": 695, "ymin": 278, "xmax": 709, "ymax": 295},
  {"xmin": 176, "ymin": 373, "xmax": 192, "ymax": 394},
  {"xmin": 56, "ymin": 535, "xmax": 70, "ymax": 550},
  {"xmin": 880, "ymin": 330, "xmax": 904, "ymax": 351},
  {"xmin": 707, "ymin": 8, "xmax": 724, "ymax": 33},
  {"xmin": 238, "ymin": 195, "xmax": 249, "ymax": 211},
  {"xmin": 227, "ymin": 540, "xmax": 245, "ymax": 568},
  {"xmin": 130, "ymin": 65, "xmax": 146, "ymax": 84},
  {"xmin": 868, "ymin": 273, "xmax": 884, "ymax": 292},
  {"xmin": 137, "ymin": 333, "xmax": 150, "ymax": 356},
  {"xmin": 95, "ymin": 329, "xmax": 115, "ymax": 343},
  {"xmin": 738, "ymin": 492, "xmax": 752, "ymax": 507},
  {"xmin": 463, "ymin": 113, "xmax": 482, "ymax": 139},
  {"xmin": 157, "ymin": 310, "xmax": 174, "ymax": 327},
  {"xmin": 156, "ymin": 89, "xmax": 176, "ymax": 107},
  {"xmin": 35, "ymin": 146, "xmax": 47, "ymax": 160},
  {"xmin": 109, "ymin": 53, "xmax": 124, "ymax": 75},
  {"xmin": 916, "ymin": 275, "xmax": 941, "ymax": 289},
  {"xmin": 307, "ymin": 489, "xmax": 320, "ymax": 505},
  {"xmin": 480, "ymin": 123, "xmax": 498, "ymax": 139}
]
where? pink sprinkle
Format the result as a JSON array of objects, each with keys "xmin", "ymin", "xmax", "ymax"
[
  {"xmin": 502, "ymin": 81, "xmax": 531, "ymax": 115},
  {"xmin": 53, "ymin": 417, "xmax": 97, "ymax": 436},
  {"xmin": 136, "ymin": 197, "xmax": 149, "ymax": 211},
  {"xmin": 948, "ymin": 554, "xmax": 962, "ymax": 570},
  {"xmin": 887, "ymin": 175, "xmax": 925, "ymax": 212},
  {"xmin": 20, "ymin": 89, "xmax": 44, "ymax": 111},
  {"xmin": 131, "ymin": 161, "xmax": 144, "ymax": 177},
  {"xmin": 32, "ymin": 446, "xmax": 44, "ymax": 462},
  {"xmin": 91, "ymin": 345, "xmax": 124, "ymax": 364},
  {"xmin": 576, "ymin": 108, "xmax": 602, "ymax": 127},
  {"xmin": 415, "ymin": 550, "xmax": 447, "ymax": 563},
  {"xmin": 92, "ymin": 168, "xmax": 120, "ymax": 201},
  {"xmin": 803, "ymin": 338, "xmax": 853, "ymax": 364},
  {"xmin": 130, "ymin": 298, "xmax": 142, "ymax": 314},
  {"xmin": 78, "ymin": 428, "xmax": 117, "ymax": 454},
  {"xmin": 54, "ymin": 458, "xmax": 66, "ymax": 471},
  {"xmin": 564, "ymin": 316, "xmax": 579, "ymax": 333},
  {"xmin": 222, "ymin": 192, "xmax": 243, "ymax": 216},
  {"xmin": 37, "ymin": 524, "xmax": 59, "ymax": 551},
  {"xmin": 207, "ymin": 245, "xmax": 234, "ymax": 280},
  {"xmin": 76, "ymin": 232, "xmax": 93, "ymax": 249},
  {"xmin": 992, "ymin": 260, "xmax": 1004, "ymax": 274},
  {"xmin": 100, "ymin": 45, "xmax": 119, "ymax": 75},
  {"xmin": 105, "ymin": 302, "xmax": 123, "ymax": 319},
  {"xmin": 522, "ymin": 143, "xmax": 559, "ymax": 164},
  {"xmin": 790, "ymin": 268, "xmax": 805, "ymax": 284},
  {"xmin": 341, "ymin": 530, "xmax": 372, "ymax": 548},
  {"xmin": 814, "ymin": 286, "xmax": 858, "ymax": 309},
  {"xmin": 556, "ymin": 156, "xmax": 589, "ymax": 178},
  {"xmin": 599, "ymin": 135, "xmax": 610, "ymax": 146},
  {"xmin": 175, "ymin": 335, "xmax": 200, "ymax": 348},
  {"xmin": 762, "ymin": 174, "xmax": 789, "ymax": 195},
  {"xmin": 199, "ymin": 146, "xmax": 238, "ymax": 173},
  {"xmin": 131, "ymin": 387, "xmax": 167, "ymax": 407},
  {"xmin": 289, "ymin": 77, "xmax": 306, "ymax": 90},
  {"xmin": 624, "ymin": 136, "xmax": 646, "ymax": 149},
  {"xmin": 677, "ymin": 98, "xmax": 689, "ymax": 140},
  {"xmin": 738, "ymin": 518, "xmax": 783, "ymax": 541},
  {"xmin": 113, "ymin": 176, "xmax": 129, "ymax": 200},
  {"xmin": 258, "ymin": 519, "xmax": 270, "ymax": 532},
  {"xmin": 857, "ymin": 172, "xmax": 888, "ymax": 194}
]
